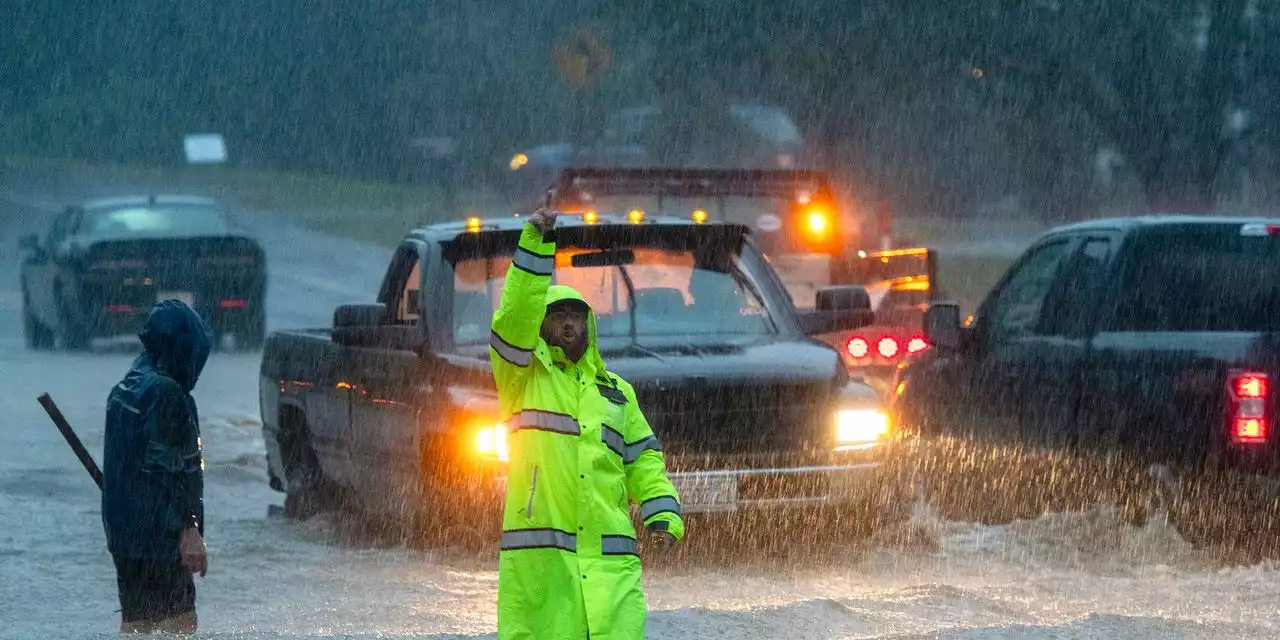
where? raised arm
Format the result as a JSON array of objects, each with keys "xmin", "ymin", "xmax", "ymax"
[{"xmin": 489, "ymin": 210, "xmax": 557, "ymax": 411}]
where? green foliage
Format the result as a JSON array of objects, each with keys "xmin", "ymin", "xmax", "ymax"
[{"xmin": 1, "ymin": 0, "xmax": 1275, "ymax": 216}]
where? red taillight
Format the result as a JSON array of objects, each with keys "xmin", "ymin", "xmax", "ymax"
[
  {"xmin": 846, "ymin": 337, "xmax": 869, "ymax": 359},
  {"xmin": 877, "ymin": 337, "xmax": 900, "ymax": 359},
  {"xmin": 1235, "ymin": 418, "xmax": 1267, "ymax": 443},
  {"xmin": 907, "ymin": 337, "xmax": 929, "ymax": 354},
  {"xmin": 1235, "ymin": 375, "xmax": 1269, "ymax": 399},
  {"xmin": 1229, "ymin": 371, "xmax": 1270, "ymax": 445},
  {"xmin": 104, "ymin": 304, "xmax": 133, "ymax": 313},
  {"xmin": 218, "ymin": 298, "xmax": 247, "ymax": 309}
]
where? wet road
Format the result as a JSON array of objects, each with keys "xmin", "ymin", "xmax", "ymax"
[{"xmin": 2, "ymin": 180, "xmax": 1279, "ymax": 639}]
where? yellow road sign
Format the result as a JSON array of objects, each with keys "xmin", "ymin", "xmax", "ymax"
[{"xmin": 553, "ymin": 25, "xmax": 613, "ymax": 88}]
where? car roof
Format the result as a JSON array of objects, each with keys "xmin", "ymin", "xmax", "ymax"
[
  {"xmin": 1047, "ymin": 214, "xmax": 1280, "ymax": 235},
  {"xmin": 80, "ymin": 195, "xmax": 221, "ymax": 210},
  {"xmin": 407, "ymin": 213, "xmax": 750, "ymax": 243}
]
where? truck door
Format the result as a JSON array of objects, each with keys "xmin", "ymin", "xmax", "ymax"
[
  {"xmin": 1012, "ymin": 234, "xmax": 1118, "ymax": 448},
  {"xmin": 348, "ymin": 244, "xmax": 431, "ymax": 520},
  {"xmin": 964, "ymin": 237, "xmax": 1077, "ymax": 443}
]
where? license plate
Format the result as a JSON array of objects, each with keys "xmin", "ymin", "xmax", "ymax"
[
  {"xmin": 157, "ymin": 291, "xmax": 195, "ymax": 308},
  {"xmin": 671, "ymin": 474, "xmax": 738, "ymax": 512}
]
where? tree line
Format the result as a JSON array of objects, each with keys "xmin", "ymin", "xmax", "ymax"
[{"xmin": 3, "ymin": 0, "xmax": 1277, "ymax": 219}]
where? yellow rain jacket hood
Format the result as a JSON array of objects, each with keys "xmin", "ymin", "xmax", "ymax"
[{"xmin": 489, "ymin": 222, "xmax": 685, "ymax": 639}]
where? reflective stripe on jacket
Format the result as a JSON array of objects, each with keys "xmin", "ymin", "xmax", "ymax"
[{"xmin": 490, "ymin": 222, "xmax": 684, "ymax": 639}]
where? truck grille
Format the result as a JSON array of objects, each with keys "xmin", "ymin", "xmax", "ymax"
[{"xmin": 632, "ymin": 381, "xmax": 833, "ymax": 463}]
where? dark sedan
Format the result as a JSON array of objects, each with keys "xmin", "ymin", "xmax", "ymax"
[{"xmin": 19, "ymin": 195, "xmax": 266, "ymax": 351}]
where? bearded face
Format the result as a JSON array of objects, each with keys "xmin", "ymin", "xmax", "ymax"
[{"xmin": 540, "ymin": 302, "xmax": 589, "ymax": 362}]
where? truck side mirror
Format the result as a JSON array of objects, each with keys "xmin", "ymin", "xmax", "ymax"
[
  {"xmin": 333, "ymin": 303, "xmax": 386, "ymax": 346},
  {"xmin": 800, "ymin": 285, "xmax": 874, "ymax": 335},
  {"xmin": 334, "ymin": 303, "xmax": 387, "ymax": 329},
  {"xmin": 924, "ymin": 302, "xmax": 962, "ymax": 351}
]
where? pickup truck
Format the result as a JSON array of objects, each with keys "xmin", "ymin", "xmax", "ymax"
[
  {"xmin": 891, "ymin": 216, "xmax": 1280, "ymax": 537},
  {"xmin": 258, "ymin": 213, "xmax": 893, "ymax": 544}
]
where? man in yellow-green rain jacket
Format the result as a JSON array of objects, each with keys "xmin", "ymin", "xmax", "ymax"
[{"xmin": 489, "ymin": 207, "xmax": 685, "ymax": 639}]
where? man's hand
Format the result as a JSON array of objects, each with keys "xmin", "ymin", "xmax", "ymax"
[
  {"xmin": 647, "ymin": 530, "xmax": 677, "ymax": 553},
  {"xmin": 527, "ymin": 208, "xmax": 558, "ymax": 236},
  {"xmin": 180, "ymin": 527, "xmax": 207, "ymax": 577}
]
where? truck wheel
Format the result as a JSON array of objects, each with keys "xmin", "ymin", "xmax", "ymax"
[
  {"xmin": 23, "ymin": 298, "xmax": 54, "ymax": 350},
  {"xmin": 280, "ymin": 416, "xmax": 342, "ymax": 520}
]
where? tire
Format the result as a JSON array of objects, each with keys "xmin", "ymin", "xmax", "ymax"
[
  {"xmin": 22, "ymin": 298, "xmax": 55, "ymax": 350},
  {"xmin": 280, "ymin": 414, "xmax": 343, "ymax": 521}
]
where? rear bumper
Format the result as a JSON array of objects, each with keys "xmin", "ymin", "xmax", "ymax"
[{"xmin": 78, "ymin": 274, "xmax": 264, "ymax": 336}]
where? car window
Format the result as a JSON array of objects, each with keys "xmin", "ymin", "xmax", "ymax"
[
  {"xmin": 452, "ymin": 245, "xmax": 774, "ymax": 345},
  {"xmin": 83, "ymin": 205, "xmax": 229, "ymax": 235},
  {"xmin": 1111, "ymin": 228, "xmax": 1280, "ymax": 332},
  {"xmin": 985, "ymin": 239, "xmax": 1073, "ymax": 341},
  {"xmin": 1041, "ymin": 237, "xmax": 1114, "ymax": 337},
  {"xmin": 396, "ymin": 258, "xmax": 422, "ymax": 325}
]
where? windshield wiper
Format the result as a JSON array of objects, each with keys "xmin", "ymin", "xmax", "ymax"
[{"xmin": 614, "ymin": 263, "xmax": 639, "ymax": 347}]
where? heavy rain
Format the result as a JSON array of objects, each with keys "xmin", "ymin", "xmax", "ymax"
[{"xmin": 3, "ymin": 2, "xmax": 1280, "ymax": 638}]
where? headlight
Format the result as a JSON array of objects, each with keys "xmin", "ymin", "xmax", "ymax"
[
  {"xmin": 834, "ymin": 408, "xmax": 889, "ymax": 446},
  {"xmin": 475, "ymin": 424, "xmax": 509, "ymax": 462}
]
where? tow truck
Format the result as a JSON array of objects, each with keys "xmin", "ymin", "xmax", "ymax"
[{"xmin": 541, "ymin": 167, "xmax": 940, "ymax": 395}]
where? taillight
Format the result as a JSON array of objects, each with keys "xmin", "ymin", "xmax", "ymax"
[
  {"xmin": 907, "ymin": 337, "xmax": 929, "ymax": 354},
  {"xmin": 1229, "ymin": 371, "xmax": 1270, "ymax": 445},
  {"xmin": 846, "ymin": 337, "xmax": 869, "ymax": 359},
  {"xmin": 218, "ymin": 298, "xmax": 247, "ymax": 309},
  {"xmin": 1235, "ymin": 375, "xmax": 1269, "ymax": 399},
  {"xmin": 877, "ymin": 337, "xmax": 900, "ymax": 359}
]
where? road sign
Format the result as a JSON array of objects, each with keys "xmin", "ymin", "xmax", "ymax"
[
  {"xmin": 184, "ymin": 133, "xmax": 227, "ymax": 164},
  {"xmin": 553, "ymin": 25, "xmax": 613, "ymax": 89}
]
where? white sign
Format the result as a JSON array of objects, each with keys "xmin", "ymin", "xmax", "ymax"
[{"xmin": 184, "ymin": 134, "xmax": 227, "ymax": 165}]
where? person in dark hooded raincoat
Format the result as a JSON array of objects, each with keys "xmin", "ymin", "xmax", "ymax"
[
  {"xmin": 102, "ymin": 299, "xmax": 212, "ymax": 633},
  {"xmin": 489, "ymin": 208, "xmax": 685, "ymax": 639}
]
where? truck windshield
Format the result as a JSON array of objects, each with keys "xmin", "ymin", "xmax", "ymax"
[
  {"xmin": 1112, "ymin": 228, "xmax": 1280, "ymax": 332},
  {"xmin": 452, "ymin": 245, "xmax": 776, "ymax": 345}
]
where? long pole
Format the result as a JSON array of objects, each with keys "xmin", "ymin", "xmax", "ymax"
[{"xmin": 37, "ymin": 393, "xmax": 103, "ymax": 491}]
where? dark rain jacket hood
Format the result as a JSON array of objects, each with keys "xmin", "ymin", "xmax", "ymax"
[{"xmin": 139, "ymin": 299, "xmax": 213, "ymax": 391}]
